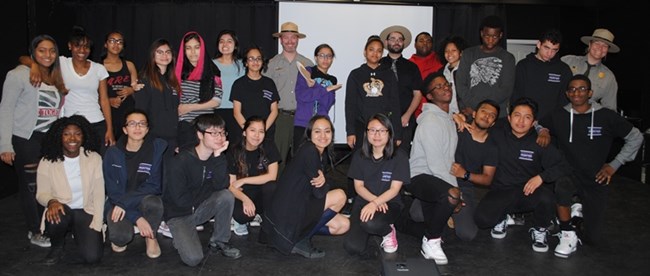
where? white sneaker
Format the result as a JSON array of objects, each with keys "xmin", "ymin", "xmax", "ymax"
[
  {"xmin": 530, "ymin": 227, "xmax": 549, "ymax": 253},
  {"xmin": 554, "ymin": 230, "xmax": 581, "ymax": 258},
  {"xmin": 232, "ymin": 221, "xmax": 249, "ymax": 236},
  {"xmin": 250, "ymin": 214, "xmax": 262, "ymax": 227},
  {"xmin": 196, "ymin": 225, "xmax": 204, "ymax": 231},
  {"xmin": 134, "ymin": 225, "xmax": 140, "ymax": 235},
  {"xmin": 421, "ymin": 236, "xmax": 448, "ymax": 265},
  {"xmin": 28, "ymin": 231, "xmax": 51, "ymax": 248},
  {"xmin": 506, "ymin": 214, "xmax": 515, "ymax": 226},
  {"xmin": 230, "ymin": 218, "xmax": 235, "ymax": 231},
  {"xmin": 491, "ymin": 217, "xmax": 508, "ymax": 239},
  {"xmin": 571, "ymin": 203, "xmax": 583, "ymax": 219},
  {"xmin": 380, "ymin": 224, "xmax": 398, "ymax": 253},
  {"xmin": 158, "ymin": 221, "xmax": 173, "ymax": 238}
]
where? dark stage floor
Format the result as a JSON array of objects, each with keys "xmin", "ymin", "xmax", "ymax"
[{"xmin": 1, "ymin": 163, "xmax": 649, "ymax": 275}]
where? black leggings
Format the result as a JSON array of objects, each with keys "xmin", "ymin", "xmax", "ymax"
[
  {"xmin": 232, "ymin": 181, "xmax": 276, "ymax": 224},
  {"xmin": 46, "ymin": 205, "xmax": 103, "ymax": 264},
  {"xmin": 344, "ymin": 200, "xmax": 401, "ymax": 255},
  {"xmin": 12, "ymin": 133, "xmax": 46, "ymax": 234},
  {"xmin": 405, "ymin": 174, "xmax": 458, "ymax": 239}
]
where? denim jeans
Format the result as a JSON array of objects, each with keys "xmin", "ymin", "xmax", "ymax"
[{"xmin": 167, "ymin": 189, "xmax": 234, "ymax": 266}]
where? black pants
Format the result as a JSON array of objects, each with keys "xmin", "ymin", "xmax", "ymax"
[
  {"xmin": 46, "ymin": 205, "xmax": 103, "ymax": 264},
  {"xmin": 474, "ymin": 185, "xmax": 555, "ymax": 230},
  {"xmin": 232, "ymin": 181, "xmax": 276, "ymax": 224},
  {"xmin": 12, "ymin": 132, "xmax": 46, "ymax": 234},
  {"xmin": 555, "ymin": 174, "xmax": 609, "ymax": 244},
  {"xmin": 344, "ymin": 200, "xmax": 401, "ymax": 255}
]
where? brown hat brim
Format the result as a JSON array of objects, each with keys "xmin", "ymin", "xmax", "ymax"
[
  {"xmin": 580, "ymin": 36, "xmax": 620, "ymax": 53},
  {"xmin": 272, "ymin": 31, "xmax": 306, "ymax": 39},
  {"xmin": 380, "ymin": 25, "xmax": 412, "ymax": 48}
]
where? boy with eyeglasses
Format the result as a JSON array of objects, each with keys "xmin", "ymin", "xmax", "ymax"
[
  {"xmin": 540, "ymin": 74, "xmax": 643, "ymax": 257},
  {"xmin": 162, "ymin": 114, "xmax": 241, "ymax": 266}
]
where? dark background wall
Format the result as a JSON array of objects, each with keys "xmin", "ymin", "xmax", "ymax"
[{"xmin": 1, "ymin": 0, "xmax": 644, "ymax": 197}]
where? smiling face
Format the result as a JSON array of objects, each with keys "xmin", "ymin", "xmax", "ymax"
[
  {"xmin": 588, "ymin": 40, "xmax": 610, "ymax": 61},
  {"xmin": 366, "ymin": 119, "xmax": 389, "ymax": 150},
  {"xmin": 34, "ymin": 40, "xmax": 57, "ymax": 68},
  {"xmin": 280, "ymin": 32, "xmax": 299, "ymax": 53},
  {"xmin": 243, "ymin": 121, "xmax": 265, "ymax": 151},
  {"xmin": 245, "ymin": 48, "xmax": 263, "ymax": 74},
  {"xmin": 444, "ymin": 42, "xmax": 461, "ymax": 66},
  {"xmin": 310, "ymin": 118, "xmax": 333, "ymax": 153},
  {"xmin": 62, "ymin": 124, "xmax": 83, "ymax": 158},
  {"xmin": 566, "ymin": 79, "xmax": 593, "ymax": 108},
  {"xmin": 218, "ymin": 33, "xmax": 235, "ymax": 56},
  {"xmin": 154, "ymin": 44, "xmax": 173, "ymax": 69},
  {"xmin": 508, "ymin": 105, "xmax": 536, "ymax": 138},
  {"xmin": 123, "ymin": 113, "xmax": 149, "ymax": 142},
  {"xmin": 184, "ymin": 37, "xmax": 201, "ymax": 67},
  {"xmin": 69, "ymin": 39, "xmax": 91, "ymax": 62},
  {"xmin": 473, "ymin": 103, "xmax": 498, "ymax": 130},
  {"xmin": 199, "ymin": 126, "xmax": 227, "ymax": 151}
]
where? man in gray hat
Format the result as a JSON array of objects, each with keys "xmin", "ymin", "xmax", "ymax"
[
  {"xmin": 380, "ymin": 25, "xmax": 422, "ymax": 152},
  {"xmin": 265, "ymin": 22, "xmax": 314, "ymax": 172},
  {"xmin": 561, "ymin": 28, "xmax": 620, "ymax": 112}
]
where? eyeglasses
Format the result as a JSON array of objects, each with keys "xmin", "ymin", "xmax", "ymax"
[
  {"xmin": 367, "ymin": 128, "xmax": 389, "ymax": 136},
  {"xmin": 481, "ymin": 33, "xmax": 501, "ymax": 40},
  {"xmin": 125, "ymin": 121, "xmax": 148, "ymax": 128},
  {"xmin": 203, "ymin": 130, "xmax": 228, "ymax": 138},
  {"xmin": 317, "ymin": 54, "xmax": 333, "ymax": 59},
  {"xmin": 155, "ymin": 49, "xmax": 172, "ymax": 56},
  {"xmin": 107, "ymin": 38, "xmax": 124, "ymax": 45},
  {"xmin": 247, "ymin": 56, "xmax": 263, "ymax": 63},
  {"xmin": 388, "ymin": 37, "xmax": 405, "ymax": 43},
  {"xmin": 427, "ymin": 83, "xmax": 452, "ymax": 94},
  {"xmin": 567, "ymin": 86, "xmax": 590, "ymax": 93}
]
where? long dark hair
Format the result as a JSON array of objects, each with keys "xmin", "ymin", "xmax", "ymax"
[
  {"xmin": 214, "ymin": 29, "xmax": 243, "ymax": 74},
  {"xmin": 140, "ymin": 38, "xmax": 181, "ymax": 93},
  {"xmin": 29, "ymin": 34, "xmax": 66, "ymax": 93},
  {"xmin": 41, "ymin": 115, "xmax": 99, "ymax": 162},
  {"xmin": 100, "ymin": 30, "xmax": 126, "ymax": 60},
  {"xmin": 233, "ymin": 116, "xmax": 267, "ymax": 178},
  {"xmin": 361, "ymin": 113, "xmax": 396, "ymax": 160},
  {"xmin": 304, "ymin": 115, "xmax": 335, "ymax": 172},
  {"xmin": 177, "ymin": 32, "xmax": 222, "ymax": 103}
]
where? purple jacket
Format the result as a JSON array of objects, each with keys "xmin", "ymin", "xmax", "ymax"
[{"xmin": 294, "ymin": 66, "xmax": 336, "ymax": 127}]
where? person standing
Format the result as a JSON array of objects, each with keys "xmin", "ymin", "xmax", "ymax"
[
  {"xmin": 162, "ymin": 114, "xmax": 241, "ymax": 266},
  {"xmin": 439, "ymin": 35, "xmax": 468, "ymax": 115},
  {"xmin": 265, "ymin": 22, "xmax": 314, "ymax": 171},
  {"xmin": 512, "ymin": 28, "xmax": 572, "ymax": 120},
  {"xmin": 213, "ymin": 30, "xmax": 245, "ymax": 145},
  {"xmin": 455, "ymin": 15, "xmax": 516, "ymax": 119},
  {"xmin": 102, "ymin": 30, "xmax": 140, "ymax": 141},
  {"xmin": 379, "ymin": 26, "xmax": 423, "ymax": 152},
  {"xmin": 1, "ymin": 35, "xmax": 66, "ymax": 248},
  {"xmin": 561, "ymin": 28, "xmax": 620, "ymax": 111},
  {"xmin": 408, "ymin": 31, "xmax": 444, "ymax": 118},
  {"xmin": 541, "ymin": 75, "xmax": 642, "ymax": 257},
  {"xmin": 175, "ymin": 31, "xmax": 223, "ymax": 150}
]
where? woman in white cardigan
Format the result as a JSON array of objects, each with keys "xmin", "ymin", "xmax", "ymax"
[{"xmin": 36, "ymin": 115, "xmax": 104, "ymax": 265}]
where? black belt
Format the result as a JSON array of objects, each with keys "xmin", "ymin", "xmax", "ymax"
[{"xmin": 279, "ymin": 109, "xmax": 295, "ymax": 116}]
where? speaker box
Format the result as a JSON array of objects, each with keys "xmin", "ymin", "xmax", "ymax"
[{"xmin": 381, "ymin": 258, "xmax": 440, "ymax": 276}]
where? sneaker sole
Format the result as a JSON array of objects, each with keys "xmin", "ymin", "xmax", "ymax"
[
  {"xmin": 532, "ymin": 245, "xmax": 549, "ymax": 253},
  {"xmin": 554, "ymin": 247, "xmax": 577, "ymax": 258},
  {"xmin": 233, "ymin": 231, "xmax": 249, "ymax": 236},
  {"xmin": 491, "ymin": 232, "xmax": 506, "ymax": 239},
  {"xmin": 420, "ymin": 250, "xmax": 448, "ymax": 265},
  {"xmin": 381, "ymin": 246, "xmax": 398, "ymax": 253}
]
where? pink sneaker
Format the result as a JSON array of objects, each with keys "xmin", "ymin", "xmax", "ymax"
[{"xmin": 380, "ymin": 224, "xmax": 398, "ymax": 253}]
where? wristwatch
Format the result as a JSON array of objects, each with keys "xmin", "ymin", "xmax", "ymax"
[{"xmin": 462, "ymin": 171, "xmax": 470, "ymax": 181}]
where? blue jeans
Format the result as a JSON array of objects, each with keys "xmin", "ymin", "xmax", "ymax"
[{"xmin": 167, "ymin": 189, "xmax": 234, "ymax": 267}]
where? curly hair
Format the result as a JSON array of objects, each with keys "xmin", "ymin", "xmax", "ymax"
[
  {"xmin": 233, "ymin": 116, "xmax": 267, "ymax": 178},
  {"xmin": 41, "ymin": 115, "xmax": 99, "ymax": 162}
]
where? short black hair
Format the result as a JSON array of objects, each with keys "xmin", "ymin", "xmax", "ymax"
[
  {"xmin": 194, "ymin": 113, "xmax": 226, "ymax": 133},
  {"xmin": 569, "ymin": 74, "xmax": 591, "ymax": 90},
  {"xmin": 539, "ymin": 28, "xmax": 562, "ymax": 45},
  {"xmin": 480, "ymin": 15, "xmax": 504, "ymax": 31},
  {"xmin": 509, "ymin": 97, "xmax": 539, "ymax": 120},
  {"xmin": 420, "ymin": 71, "xmax": 446, "ymax": 99},
  {"xmin": 475, "ymin": 99, "xmax": 500, "ymax": 116}
]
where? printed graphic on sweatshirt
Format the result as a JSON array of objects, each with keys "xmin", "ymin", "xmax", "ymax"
[
  {"xmin": 519, "ymin": 150, "xmax": 534, "ymax": 161},
  {"xmin": 547, "ymin": 73, "xmax": 561, "ymax": 83},
  {"xmin": 588, "ymin": 126, "xmax": 602, "ymax": 137},
  {"xmin": 138, "ymin": 163, "xmax": 152, "ymax": 175},
  {"xmin": 470, "ymin": 57, "xmax": 503, "ymax": 88},
  {"xmin": 35, "ymin": 84, "xmax": 63, "ymax": 133},
  {"xmin": 315, "ymin": 77, "xmax": 334, "ymax": 88},
  {"xmin": 363, "ymin": 77, "xmax": 384, "ymax": 97},
  {"xmin": 381, "ymin": 171, "xmax": 393, "ymax": 182}
]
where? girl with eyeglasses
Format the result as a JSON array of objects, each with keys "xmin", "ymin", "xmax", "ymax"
[
  {"xmin": 134, "ymin": 39, "xmax": 181, "ymax": 157},
  {"xmin": 103, "ymin": 109, "xmax": 167, "ymax": 258},
  {"xmin": 102, "ymin": 30, "xmax": 141, "ymax": 141},
  {"xmin": 293, "ymin": 44, "xmax": 342, "ymax": 154},
  {"xmin": 227, "ymin": 116, "xmax": 279, "ymax": 236},
  {"xmin": 344, "ymin": 113, "xmax": 409, "ymax": 256},
  {"xmin": 230, "ymin": 46, "xmax": 279, "ymax": 146}
]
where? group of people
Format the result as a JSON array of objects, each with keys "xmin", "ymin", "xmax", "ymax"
[{"xmin": 0, "ymin": 14, "xmax": 640, "ymax": 269}]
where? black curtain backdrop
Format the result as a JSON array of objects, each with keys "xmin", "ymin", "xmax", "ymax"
[{"xmin": 66, "ymin": 2, "xmax": 278, "ymax": 70}]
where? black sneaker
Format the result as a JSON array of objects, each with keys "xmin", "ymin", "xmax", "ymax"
[
  {"xmin": 209, "ymin": 241, "xmax": 242, "ymax": 259},
  {"xmin": 42, "ymin": 246, "xmax": 64, "ymax": 265},
  {"xmin": 529, "ymin": 227, "xmax": 549, "ymax": 253},
  {"xmin": 291, "ymin": 238, "xmax": 325, "ymax": 258}
]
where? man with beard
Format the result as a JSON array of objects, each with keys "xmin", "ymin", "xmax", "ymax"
[
  {"xmin": 447, "ymin": 99, "xmax": 500, "ymax": 241},
  {"xmin": 380, "ymin": 25, "xmax": 423, "ymax": 152}
]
